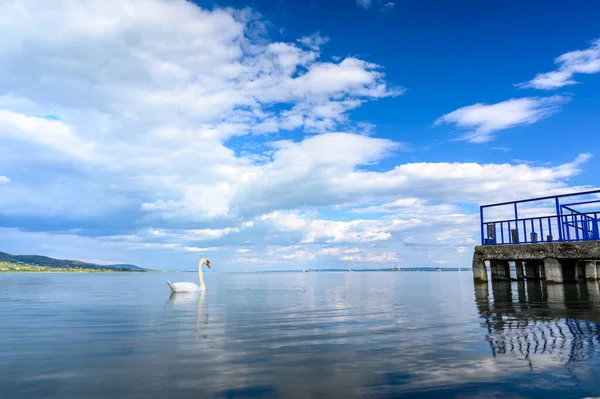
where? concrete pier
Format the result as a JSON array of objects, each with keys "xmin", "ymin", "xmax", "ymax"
[
  {"xmin": 544, "ymin": 258, "xmax": 563, "ymax": 283},
  {"xmin": 472, "ymin": 241, "xmax": 600, "ymax": 284},
  {"xmin": 475, "ymin": 189, "xmax": 600, "ymax": 285},
  {"xmin": 472, "ymin": 259, "xmax": 488, "ymax": 283},
  {"xmin": 586, "ymin": 260, "xmax": 598, "ymax": 281}
]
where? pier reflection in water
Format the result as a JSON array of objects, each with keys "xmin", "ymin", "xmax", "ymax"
[{"xmin": 475, "ymin": 279, "xmax": 600, "ymax": 388}]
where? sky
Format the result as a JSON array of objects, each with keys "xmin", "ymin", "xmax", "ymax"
[{"xmin": 0, "ymin": 0, "xmax": 599, "ymax": 271}]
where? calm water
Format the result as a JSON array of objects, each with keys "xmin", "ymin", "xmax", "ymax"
[{"xmin": 2, "ymin": 272, "xmax": 600, "ymax": 398}]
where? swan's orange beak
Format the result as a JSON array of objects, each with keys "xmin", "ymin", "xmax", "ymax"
[{"xmin": 206, "ymin": 260, "xmax": 211, "ymax": 268}]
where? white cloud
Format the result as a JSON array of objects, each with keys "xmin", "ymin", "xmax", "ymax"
[
  {"xmin": 0, "ymin": 0, "xmax": 401, "ymax": 225},
  {"xmin": 0, "ymin": 110, "xmax": 100, "ymax": 161},
  {"xmin": 356, "ymin": 0, "xmax": 373, "ymax": 9},
  {"xmin": 183, "ymin": 246, "xmax": 219, "ymax": 252},
  {"xmin": 356, "ymin": 0, "xmax": 395, "ymax": 12},
  {"xmin": 0, "ymin": 176, "xmax": 9, "ymax": 184},
  {"xmin": 282, "ymin": 250, "xmax": 316, "ymax": 261},
  {"xmin": 351, "ymin": 198, "xmax": 458, "ymax": 214},
  {"xmin": 517, "ymin": 38, "xmax": 600, "ymax": 89},
  {"xmin": 297, "ymin": 32, "xmax": 329, "ymax": 51},
  {"xmin": 319, "ymin": 247, "xmax": 360, "ymax": 255},
  {"xmin": 435, "ymin": 96, "xmax": 569, "ymax": 142},
  {"xmin": 340, "ymin": 252, "xmax": 398, "ymax": 262}
]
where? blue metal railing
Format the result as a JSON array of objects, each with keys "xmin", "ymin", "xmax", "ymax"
[{"xmin": 480, "ymin": 189, "xmax": 600, "ymax": 245}]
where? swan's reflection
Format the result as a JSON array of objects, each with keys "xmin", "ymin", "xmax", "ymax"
[
  {"xmin": 167, "ymin": 290, "xmax": 208, "ymax": 339},
  {"xmin": 168, "ymin": 291, "xmax": 202, "ymax": 303}
]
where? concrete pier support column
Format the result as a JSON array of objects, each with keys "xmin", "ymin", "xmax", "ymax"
[
  {"xmin": 524, "ymin": 260, "xmax": 541, "ymax": 280},
  {"xmin": 472, "ymin": 258, "xmax": 488, "ymax": 283},
  {"xmin": 544, "ymin": 257, "xmax": 563, "ymax": 283},
  {"xmin": 515, "ymin": 261, "xmax": 525, "ymax": 280},
  {"xmin": 585, "ymin": 260, "xmax": 598, "ymax": 281},
  {"xmin": 491, "ymin": 260, "xmax": 510, "ymax": 281}
]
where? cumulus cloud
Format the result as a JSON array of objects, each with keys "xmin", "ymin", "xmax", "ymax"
[
  {"xmin": 0, "ymin": 176, "xmax": 9, "ymax": 184},
  {"xmin": 517, "ymin": 38, "xmax": 600, "ymax": 90},
  {"xmin": 435, "ymin": 96, "xmax": 569, "ymax": 143}
]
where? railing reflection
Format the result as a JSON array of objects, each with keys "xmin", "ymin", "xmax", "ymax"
[{"xmin": 474, "ymin": 280, "xmax": 600, "ymax": 364}]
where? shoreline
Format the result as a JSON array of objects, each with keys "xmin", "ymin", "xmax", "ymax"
[{"xmin": 0, "ymin": 262, "xmax": 147, "ymax": 273}]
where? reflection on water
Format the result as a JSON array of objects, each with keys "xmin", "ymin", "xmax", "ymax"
[
  {"xmin": 477, "ymin": 281, "xmax": 600, "ymax": 355},
  {"xmin": 475, "ymin": 279, "xmax": 600, "ymax": 394},
  {"xmin": 168, "ymin": 290, "xmax": 208, "ymax": 339},
  {"xmin": 1, "ymin": 272, "xmax": 600, "ymax": 398}
]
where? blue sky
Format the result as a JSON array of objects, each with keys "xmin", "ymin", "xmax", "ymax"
[{"xmin": 0, "ymin": 0, "xmax": 599, "ymax": 270}]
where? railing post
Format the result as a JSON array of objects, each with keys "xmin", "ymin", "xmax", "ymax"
[
  {"xmin": 480, "ymin": 206, "xmax": 484, "ymax": 245},
  {"xmin": 487, "ymin": 224, "xmax": 495, "ymax": 244},
  {"xmin": 511, "ymin": 229, "xmax": 518, "ymax": 244},
  {"xmin": 555, "ymin": 197, "xmax": 563, "ymax": 242},
  {"xmin": 514, "ymin": 202, "xmax": 519, "ymax": 244}
]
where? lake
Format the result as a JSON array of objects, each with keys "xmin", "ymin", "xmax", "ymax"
[{"xmin": 1, "ymin": 271, "xmax": 600, "ymax": 398}]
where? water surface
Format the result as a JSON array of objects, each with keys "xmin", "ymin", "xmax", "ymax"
[{"xmin": 1, "ymin": 271, "xmax": 600, "ymax": 398}]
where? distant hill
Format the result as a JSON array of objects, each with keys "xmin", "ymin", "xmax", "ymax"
[{"xmin": 0, "ymin": 251, "xmax": 146, "ymax": 272}]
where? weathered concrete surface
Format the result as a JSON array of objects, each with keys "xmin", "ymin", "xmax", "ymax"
[
  {"xmin": 586, "ymin": 260, "xmax": 598, "ymax": 281},
  {"xmin": 472, "ymin": 259, "xmax": 488, "ymax": 282},
  {"xmin": 473, "ymin": 241, "xmax": 600, "ymax": 283},
  {"xmin": 491, "ymin": 260, "xmax": 511, "ymax": 281},
  {"xmin": 544, "ymin": 258, "xmax": 563, "ymax": 283},
  {"xmin": 473, "ymin": 241, "xmax": 600, "ymax": 262}
]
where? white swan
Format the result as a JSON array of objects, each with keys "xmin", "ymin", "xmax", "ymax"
[{"xmin": 167, "ymin": 258, "xmax": 211, "ymax": 293}]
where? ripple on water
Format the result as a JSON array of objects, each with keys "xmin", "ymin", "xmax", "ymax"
[{"xmin": 1, "ymin": 272, "xmax": 600, "ymax": 398}]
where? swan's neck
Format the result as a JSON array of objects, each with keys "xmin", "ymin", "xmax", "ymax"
[{"xmin": 198, "ymin": 265, "xmax": 205, "ymax": 288}]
